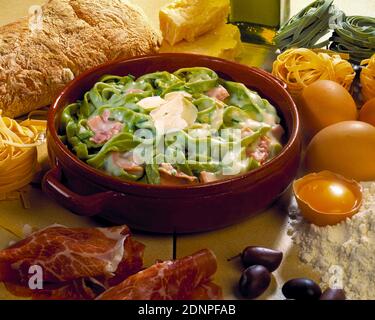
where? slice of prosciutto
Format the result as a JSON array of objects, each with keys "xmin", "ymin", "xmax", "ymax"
[
  {"xmin": 97, "ymin": 249, "xmax": 222, "ymax": 300},
  {"xmin": 0, "ymin": 225, "xmax": 144, "ymax": 299},
  {"xmin": 4, "ymin": 278, "xmax": 101, "ymax": 300},
  {"xmin": 88, "ymin": 109, "xmax": 123, "ymax": 144},
  {"xmin": 190, "ymin": 282, "xmax": 223, "ymax": 300}
]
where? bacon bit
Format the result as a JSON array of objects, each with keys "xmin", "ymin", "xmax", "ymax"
[
  {"xmin": 112, "ymin": 152, "xmax": 144, "ymax": 176},
  {"xmin": 97, "ymin": 249, "xmax": 221, "ymax": 300},
  {"xmin": 125, "ymin": 88, "xmax": 144, "ymax": 94},
  {"xmin": 247, "ymin": 137, "xmax": 271, "ymax": 164},
  {"xmin": 88, "ymin": 109, "xmax": 123, "ymax": 144},
  {"xmin": 271, "ymin": 124, "xmax": 285, "ymax": 141},
  {"xmin": 206, "ymin": 85, "xmax": 230, "ymax": 101},
  {"xmin": 199, "ymin": 171, "xmax": 219, "ymax": 183},
  {"xmin": 159, "ymin": 163, "xmax": 198, "ymax": 186}
]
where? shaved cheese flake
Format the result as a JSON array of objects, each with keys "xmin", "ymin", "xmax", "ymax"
[
  {"xmin": 150, "ymin": 94, "xmax": 198, "ymax": 134},
  {"xmin": 137, "ymin": 96, "xmax": 166, "ymax": 110}
]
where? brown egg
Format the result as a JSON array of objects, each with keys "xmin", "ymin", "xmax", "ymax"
[
  {"xmin": 359, "ymin": 98, "xmax": 375, "ymax": 127},
  {"xmin": 299, "ymin": 80, "xmax": 357, "ymax": 138},
  {"xmin": 305, "ymin": 121, "xmax": 375, "ymax": 181}
]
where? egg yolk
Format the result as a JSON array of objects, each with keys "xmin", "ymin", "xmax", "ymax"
[{"xmin": 298, "ymin": 178, "xmax": 358, "ymax": 213}]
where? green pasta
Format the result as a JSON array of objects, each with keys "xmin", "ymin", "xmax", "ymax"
[
  {"xmin": 330, "ymin": 15, "xmax": 375, "ymax": 64},
  {"xmin": 274, "ymin": 0, "xmax": 375, "ymax": 64},
  {"xmin": 274, "ymin": 0, "xmax": 337, "ymax": 51},
  {"xmin": 60, "ymin": 67, "xmax": 285, "ymax": 185}
]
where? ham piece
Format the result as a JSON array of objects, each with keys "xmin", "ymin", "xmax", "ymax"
[
  {"xmin": 97, "ymin": 249, "xmax": 222, "ymax": 300},
  {"xmin": 0, "ymin": 225, "xmax": 144, "ymax": 300},
  {"xmin": 88, "ymin": 109, "xmax": 123, "ymax": 144},
  {"xmin": 247, "ymin": 136, "xmax": 271, "ymax": 165},
  {"xmin": 159, "ymin": 163, "xmax": 198, "ymax": 186},
  {"xmin": 206, "ymin": 85, "xmax": 230, "ymax": 101}
]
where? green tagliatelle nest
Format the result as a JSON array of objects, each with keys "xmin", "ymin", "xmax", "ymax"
[
  {"xmin": 274, "ymin": 0, "xmax": 375, "ymax": 64},
  {"xmin": 274, "ymin": 0, "xmax": 339, "ymax": 51},
  {"xmin": 330, "ymin": 15, "xmax": 375, "ymax": 64}
]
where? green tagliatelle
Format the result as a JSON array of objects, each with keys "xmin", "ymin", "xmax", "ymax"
[
  {"xmin": 274, "ymin": 0, "xmax": 338, "ymax": 51},
  {"xmin": 274, "ymin": 0, "xmax": 375, "ymax": 64},
  {"xmin": 60, "ymin": 67, "xmax": 285, "ymax": 185},
  {"xmin": 330, "ymin": 15, "xmax": 375, "ymax": 64}
]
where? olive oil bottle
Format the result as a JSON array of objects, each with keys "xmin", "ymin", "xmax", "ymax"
[{"xmin": 230, "ymin": 0, "xmax": 290, "ymax": 45}]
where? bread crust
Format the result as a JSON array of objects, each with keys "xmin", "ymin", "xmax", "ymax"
[{"xmin": 0, "ymin": 0, "xmax": 161, "ymax": 118}]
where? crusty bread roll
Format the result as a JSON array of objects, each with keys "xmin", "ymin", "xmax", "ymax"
[{"xmin": 0, "ymin": 0, "xmax": 161, "ymax": 118}]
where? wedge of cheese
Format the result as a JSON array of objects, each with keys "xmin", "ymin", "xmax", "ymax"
[
  {"xmin": 160, "ymin": 23, "xmax": 243, "ymax": 61},
  {"xmin": 160, "ymin": 0, "xmax": 230, "ymax": 45}
]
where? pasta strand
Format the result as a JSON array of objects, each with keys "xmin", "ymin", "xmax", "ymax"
[{"xmin": 0, "ymin": 110, "xmax": 46, "ymax": 195}]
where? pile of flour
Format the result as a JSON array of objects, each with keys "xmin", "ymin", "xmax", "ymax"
[{"xmin": 289, "ymin": 182, "xmax": 375, "ymax": 300}]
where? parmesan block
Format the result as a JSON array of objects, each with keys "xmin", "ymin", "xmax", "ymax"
[
  {"xmin": 159, "ymin": 0, "xmax": 230, "ymax": 45},
  {"xmin": 160, "ymin": 23, "xmax": 243, "ymax": 61}
]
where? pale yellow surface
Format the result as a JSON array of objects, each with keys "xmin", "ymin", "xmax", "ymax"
[
  {"xmin": 0, "ymin": 228, "xmax": 25, "ymax": 300},
  {"xmin": 0, "ymin": 0, "xmax": 371, "ymax": 300}
]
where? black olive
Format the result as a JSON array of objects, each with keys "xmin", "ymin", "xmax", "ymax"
[
  {"xmin": 282, "ymin": 278, "xmax": 322, "ymax": 300},
  {"xmin": 239, "ymin": 265, "xmax": 271, "ymax": 299},
  {"xmin": 320, "ymin": 288, "xmax": 346, "ymax": 300},
  {"xmin": 241, "ymin": 246, "xmax": 283, "ymax": 272}
]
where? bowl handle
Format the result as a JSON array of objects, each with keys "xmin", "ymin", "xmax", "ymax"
[{"xmin": 42, "ymin": 164, "xmax": 123, "ymax": 217}]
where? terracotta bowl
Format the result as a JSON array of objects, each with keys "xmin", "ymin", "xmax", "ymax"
[{"xmin": 43, "ymin": 53, "xmax": 301, "ymax": 234}]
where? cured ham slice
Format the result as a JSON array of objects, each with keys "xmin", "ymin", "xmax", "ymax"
[
  {"xmin": 88, "ymin": 109, "xmax": 123, "ymax": 144},
  {"xmin": 97, "ymin": 249, "xmax": 222, "ymax": 300},
  {"xmin": 0, "ymin": 225, "xmax": 144, "ymax": 299},
  {"xmin": 4, "ymin": 278, "xmax": 101, "ymax": 300},
  {"xmin": 190, "ymin": 282, "xmax": 223, "ymax": 300}
]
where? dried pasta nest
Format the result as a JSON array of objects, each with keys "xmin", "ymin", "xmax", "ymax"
[
  {"xmin": 272, "ymin": 48, "xmax": 355, "ymax": 100},
  {"xmin": 330, "ymin": 15, "xmax": 375, "ymax": 65},
  {"xmin": 274, "ymin": 0, "xmax": 338, "ymax": 51},
  {"xmin": 361, "ymin": 54, "xmax": 375, "ymax": 103},
  {"xmin": 0, "ymin": 111, "xmax": 46, "ymax": 195}
]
